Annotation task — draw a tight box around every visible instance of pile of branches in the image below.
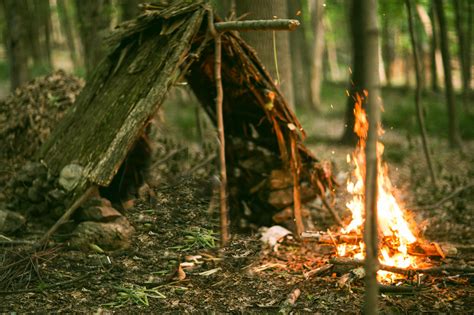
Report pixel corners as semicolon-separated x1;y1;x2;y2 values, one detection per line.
0;70;84;160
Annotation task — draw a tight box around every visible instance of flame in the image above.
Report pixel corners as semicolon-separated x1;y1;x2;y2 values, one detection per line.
338;92;424;282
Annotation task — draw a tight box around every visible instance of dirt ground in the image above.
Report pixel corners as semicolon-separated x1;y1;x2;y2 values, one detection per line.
1;125;473;313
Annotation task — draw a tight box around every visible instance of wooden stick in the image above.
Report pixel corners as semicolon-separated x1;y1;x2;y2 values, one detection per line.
321;197;344;226
215;19;300;32
410;182;473;211
290;134;304;237
330;258;474;275
208;10;229;247
304;264;334;279
37;186;96;247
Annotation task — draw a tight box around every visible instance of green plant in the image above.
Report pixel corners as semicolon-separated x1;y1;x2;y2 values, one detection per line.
103;284;166;308
171;227;217;251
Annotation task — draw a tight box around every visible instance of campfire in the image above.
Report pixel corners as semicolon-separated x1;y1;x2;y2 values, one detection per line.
334;92;429;282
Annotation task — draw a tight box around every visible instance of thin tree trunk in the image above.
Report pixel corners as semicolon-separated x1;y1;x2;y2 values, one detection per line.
236;0;295;109
429;1;443;91
453;0;470;112
74;0;112;79
381;17;394;86
2;0;30;90
57;0;79;68
310;0;325;110
406;0;438;187
362;0;381;311
341;0;364;145
324;16;340;81
288;0;313;109
434;0;462;148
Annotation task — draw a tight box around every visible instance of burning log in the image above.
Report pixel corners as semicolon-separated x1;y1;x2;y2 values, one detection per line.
330;258;474;276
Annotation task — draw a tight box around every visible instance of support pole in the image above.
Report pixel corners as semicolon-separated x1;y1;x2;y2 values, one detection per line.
208;10;229;247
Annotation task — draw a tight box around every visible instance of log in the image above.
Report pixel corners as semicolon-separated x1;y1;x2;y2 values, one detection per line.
215;19;300;32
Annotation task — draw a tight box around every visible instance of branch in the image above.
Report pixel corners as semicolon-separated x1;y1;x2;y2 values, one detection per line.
330;258;474;276
411;182;473;210
215;19;300;32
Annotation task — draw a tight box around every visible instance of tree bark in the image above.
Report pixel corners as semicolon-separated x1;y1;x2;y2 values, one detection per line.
309;0;325;110
2;0;30;90
341;0;365;145
453;0;470;112
236;0;295;109
361;0;381;311
406;0;438;187
434;0;462;148
74;0;112;79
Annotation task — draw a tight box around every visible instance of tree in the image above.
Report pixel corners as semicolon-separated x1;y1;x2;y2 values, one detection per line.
434;0;462;148
74;0;112;79
57;0;80;68
1;0;29;90
236;0;295;109
405;0;438;186
309;0;325;110
341;0;365;145
287;0;313;109
453;0;471;112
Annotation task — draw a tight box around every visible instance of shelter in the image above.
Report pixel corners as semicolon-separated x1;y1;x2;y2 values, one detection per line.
38;1;335;227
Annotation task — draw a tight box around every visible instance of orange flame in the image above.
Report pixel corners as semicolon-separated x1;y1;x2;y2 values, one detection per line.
338;92;424;282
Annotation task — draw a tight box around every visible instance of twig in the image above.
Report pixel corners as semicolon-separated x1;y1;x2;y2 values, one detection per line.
150;147;186;169
215;19;300;32
410;182;474;211
0;240;35;246
304;264;334;279
37;186;96;248
0;272;92;295
184;153;216;176
321;197;343;226
330;258;474;276
208;8;229;247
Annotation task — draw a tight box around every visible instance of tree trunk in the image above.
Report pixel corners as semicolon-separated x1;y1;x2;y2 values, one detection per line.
119;0;140;22
381;17;395;86
429;1;441;91
406;0;438;187
434;0;462;148
309;0;325;110
453;0;470;112
236;0;295;109
2;0;30;90
341;0;365;145
287;0;313;109
361;0;381;312
324;16;340;82
57;0;80;68
74;0;112;79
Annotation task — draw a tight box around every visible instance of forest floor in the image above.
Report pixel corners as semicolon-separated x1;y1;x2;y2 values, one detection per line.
0;82;473;313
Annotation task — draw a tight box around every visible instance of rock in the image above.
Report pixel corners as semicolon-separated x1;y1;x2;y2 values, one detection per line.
272;206;311;224
79;205;122;222
59;164;84;192
47;188;67;201
69;216;135;250
268;169;293;190
0;209;26;234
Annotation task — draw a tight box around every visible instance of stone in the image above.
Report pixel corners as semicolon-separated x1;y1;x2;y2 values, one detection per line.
79;205;122;222
59;164;84;191
69;216;135;250
0;209;26;234
27;187;42;203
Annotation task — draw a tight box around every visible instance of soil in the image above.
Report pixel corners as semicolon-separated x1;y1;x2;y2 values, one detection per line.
0;83;473;313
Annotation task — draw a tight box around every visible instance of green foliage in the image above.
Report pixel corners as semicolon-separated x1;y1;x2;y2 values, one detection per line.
104;284;166;308
171;226;218;252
